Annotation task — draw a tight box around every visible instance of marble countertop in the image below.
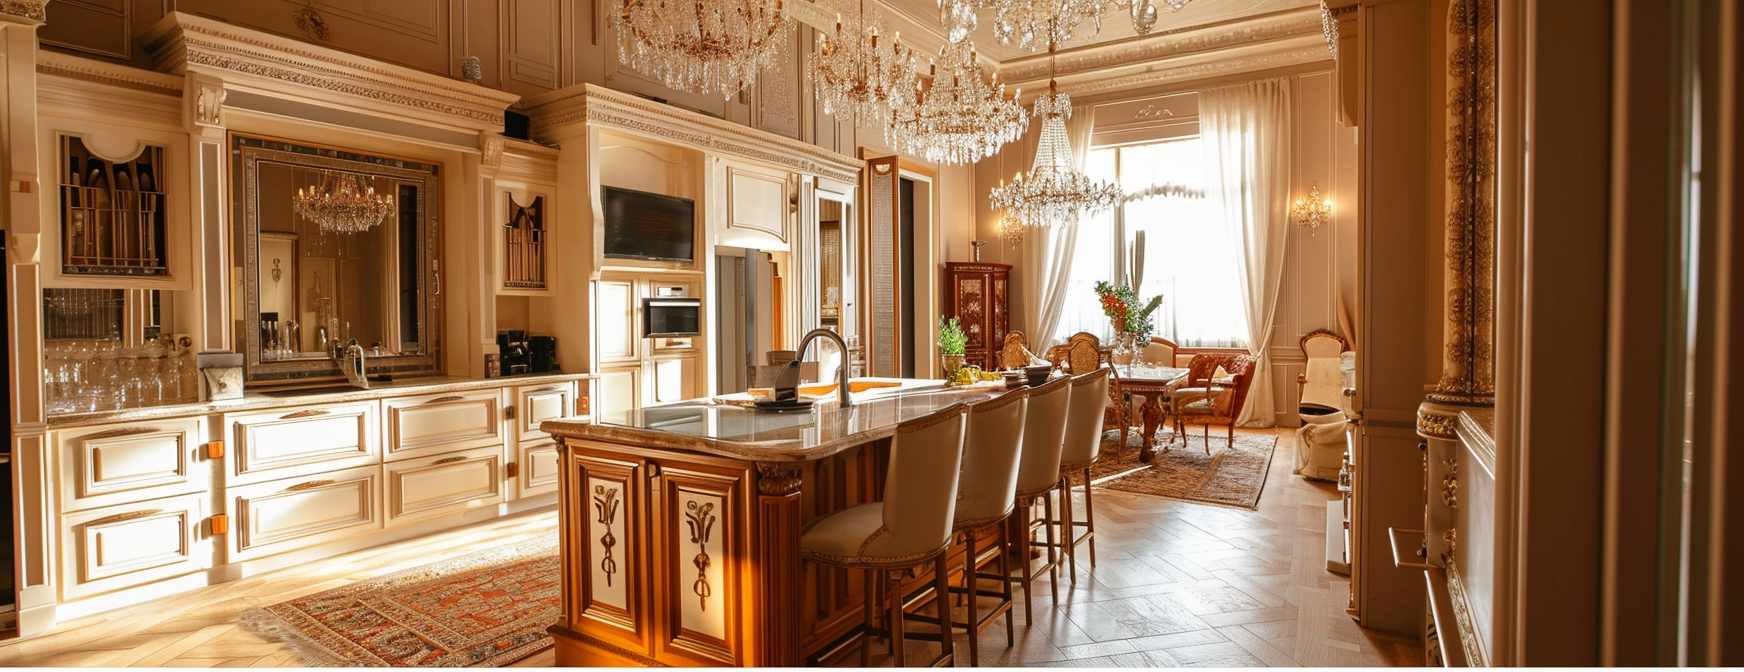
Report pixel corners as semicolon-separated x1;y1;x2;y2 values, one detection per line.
47;372;596;429
542;379;1016;462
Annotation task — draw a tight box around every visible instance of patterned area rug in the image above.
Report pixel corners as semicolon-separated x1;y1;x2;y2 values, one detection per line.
240;536;560;667
1086;429;1278;509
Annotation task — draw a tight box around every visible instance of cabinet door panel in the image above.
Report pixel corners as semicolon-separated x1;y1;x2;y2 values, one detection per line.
515;438;561;500
383;390;505;461
59;492;207;601
649;356;696;405
227;403;378;484
228;465;380;562
58;417;205;512
566;450;649;656
655;463;744;666
597;278;639;362
596;365;641;420
384;446;506;525
516;383;574;440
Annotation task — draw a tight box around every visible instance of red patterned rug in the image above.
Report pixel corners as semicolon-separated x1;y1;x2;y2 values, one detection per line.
1087;430;1277;509
240;536;560;667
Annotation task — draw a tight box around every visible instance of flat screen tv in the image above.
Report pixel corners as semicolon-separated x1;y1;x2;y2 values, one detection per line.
602;186;695;263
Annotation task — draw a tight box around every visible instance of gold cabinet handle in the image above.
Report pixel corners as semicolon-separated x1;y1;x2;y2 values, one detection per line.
427;395;465;404
433;455;468;465
88;509;164;526
85;426;165;440
286;479;335;491
281;409;330;420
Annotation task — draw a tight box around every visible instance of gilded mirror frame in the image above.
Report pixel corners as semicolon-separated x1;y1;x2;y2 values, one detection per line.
231;133;442;384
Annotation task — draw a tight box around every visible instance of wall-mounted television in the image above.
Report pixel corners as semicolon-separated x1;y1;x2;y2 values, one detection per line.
602;186;695;263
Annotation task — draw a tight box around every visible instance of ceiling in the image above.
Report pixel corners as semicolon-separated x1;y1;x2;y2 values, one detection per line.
868;0;1320;63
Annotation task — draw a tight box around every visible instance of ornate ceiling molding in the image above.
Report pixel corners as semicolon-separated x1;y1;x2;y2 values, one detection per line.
36;51;184;98
0;0;46;23
522;84;863;184
1040;42;1329;98
140;12;521;133
997;8;1324;83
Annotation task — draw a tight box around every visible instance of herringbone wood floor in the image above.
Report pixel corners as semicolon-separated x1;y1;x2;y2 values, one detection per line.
0;428;1421;667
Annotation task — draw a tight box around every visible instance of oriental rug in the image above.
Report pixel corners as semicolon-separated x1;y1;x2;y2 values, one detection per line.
239;536;560;667
1085;430;1278;509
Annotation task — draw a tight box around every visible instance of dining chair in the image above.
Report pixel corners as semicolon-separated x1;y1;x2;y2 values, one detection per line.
1052;368;1109;581
1065;338;1101;376
1170;353;1258;453
907;389;1028;666
999;330;1031;370
1102;363;1130;452
800;402;970;667
1008;375;1071;625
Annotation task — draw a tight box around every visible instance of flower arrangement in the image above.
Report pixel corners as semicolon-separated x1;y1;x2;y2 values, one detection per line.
937;317;968;356
1094;281;1164;337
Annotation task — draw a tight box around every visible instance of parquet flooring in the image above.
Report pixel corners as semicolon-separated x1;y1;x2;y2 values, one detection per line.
0;428;1421;668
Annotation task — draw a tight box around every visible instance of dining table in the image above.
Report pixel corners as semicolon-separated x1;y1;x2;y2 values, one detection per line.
1113;365;1189;462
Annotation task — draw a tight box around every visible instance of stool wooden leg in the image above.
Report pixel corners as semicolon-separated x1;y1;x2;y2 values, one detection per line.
1042;492;1060;605
963;531;980;667
933;553;954;667
1059;476;1077;583
889;570;906;666
1015;501;1035;626
1081;466;1097;567
861;568;875;666
998;519;1015;647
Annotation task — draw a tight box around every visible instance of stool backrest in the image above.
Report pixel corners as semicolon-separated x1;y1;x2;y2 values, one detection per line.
881;402;971;554
1014;375;1072;495
956;389;1030;527
1061;367;1111;466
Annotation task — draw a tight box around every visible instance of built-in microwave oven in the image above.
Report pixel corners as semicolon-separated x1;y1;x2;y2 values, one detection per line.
642;297;702;337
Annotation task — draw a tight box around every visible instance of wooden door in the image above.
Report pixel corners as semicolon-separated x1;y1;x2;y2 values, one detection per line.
860;155;901;377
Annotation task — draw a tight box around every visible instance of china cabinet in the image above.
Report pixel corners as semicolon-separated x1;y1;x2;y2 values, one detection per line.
942;262;1011;371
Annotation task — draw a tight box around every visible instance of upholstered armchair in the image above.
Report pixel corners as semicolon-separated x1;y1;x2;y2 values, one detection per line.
1294;329;1351;481
1142;337;1178;368
1168;353;1258;453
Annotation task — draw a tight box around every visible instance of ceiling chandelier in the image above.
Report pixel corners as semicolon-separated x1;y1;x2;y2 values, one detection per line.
294;170;394;235
989;38;1122;244
887;39;1027;165
807;0;918;125
613;0;793;98
986;0;1108;51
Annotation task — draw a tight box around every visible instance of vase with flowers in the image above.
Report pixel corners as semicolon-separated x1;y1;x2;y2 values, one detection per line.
1094;281;1163;365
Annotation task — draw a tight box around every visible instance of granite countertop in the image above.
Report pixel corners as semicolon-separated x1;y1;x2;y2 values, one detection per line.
542;379;1016;462
47;372;596;429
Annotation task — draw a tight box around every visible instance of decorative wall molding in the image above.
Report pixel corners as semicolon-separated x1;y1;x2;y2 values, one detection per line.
141;12;520;133
35;51;183;98
1446;560;1490;667
522;84;861;184
0;0;46;22
999;8;1325;84
1041;43;1331;99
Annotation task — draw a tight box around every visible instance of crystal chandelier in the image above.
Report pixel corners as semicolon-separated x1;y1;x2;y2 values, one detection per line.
887;39;1027;165
989;34;1121;245
293;170;395;235
807;0;918;126
987;0;1108;51
614;0;794;99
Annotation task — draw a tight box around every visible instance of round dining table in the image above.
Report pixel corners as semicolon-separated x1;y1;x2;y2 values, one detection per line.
1114;365;1189;462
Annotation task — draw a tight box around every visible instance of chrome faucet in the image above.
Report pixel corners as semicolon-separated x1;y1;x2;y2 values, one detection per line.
334;338;368;389
776;328;853;408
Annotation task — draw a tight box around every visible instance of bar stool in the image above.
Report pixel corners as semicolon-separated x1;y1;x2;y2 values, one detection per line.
914;387;1027;666
1008;375;1072;625
800;402;970;667
1054;367;1109;581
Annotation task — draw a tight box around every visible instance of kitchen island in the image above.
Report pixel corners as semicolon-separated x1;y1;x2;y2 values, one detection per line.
539;380;1013;667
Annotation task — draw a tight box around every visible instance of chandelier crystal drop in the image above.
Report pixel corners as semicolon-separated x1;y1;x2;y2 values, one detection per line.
887;39;1028;165
988;0;1107;51
938;0;978;43
293;170;395;235
807;0;919;126
613;0;794;99
988;88;1123;244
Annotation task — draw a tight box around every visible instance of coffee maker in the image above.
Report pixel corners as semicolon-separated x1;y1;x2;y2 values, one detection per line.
496;330;531;375
529;335;558;373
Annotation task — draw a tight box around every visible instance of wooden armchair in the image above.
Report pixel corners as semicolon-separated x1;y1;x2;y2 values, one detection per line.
1168;353;1258;454
1102;363;1130;453
1064;332;1102;375
999;330;1032;370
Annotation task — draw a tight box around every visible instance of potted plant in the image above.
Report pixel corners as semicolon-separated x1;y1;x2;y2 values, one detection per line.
938;317;968;375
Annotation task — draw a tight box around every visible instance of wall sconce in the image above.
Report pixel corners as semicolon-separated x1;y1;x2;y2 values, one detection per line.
1293;184;1333;235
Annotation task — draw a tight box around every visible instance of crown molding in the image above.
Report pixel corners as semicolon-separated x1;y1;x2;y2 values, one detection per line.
36;50;184;98
140;11;521;134
522;84;863;184
998;6;1324;84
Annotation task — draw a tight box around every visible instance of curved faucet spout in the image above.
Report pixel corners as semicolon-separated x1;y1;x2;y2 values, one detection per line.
790;328;852;408
333;338;369;389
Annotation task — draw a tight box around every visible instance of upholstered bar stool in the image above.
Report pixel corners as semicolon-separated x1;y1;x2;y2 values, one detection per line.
1054;367;1110;580
800;402;970;667
932;387;1028;666
1007;375;1072;625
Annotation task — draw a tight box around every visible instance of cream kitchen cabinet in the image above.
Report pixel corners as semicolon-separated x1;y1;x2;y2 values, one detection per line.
226;464;382;563
223;402;379;485
382;389;507;462
55;417;206;513
384;445;507;526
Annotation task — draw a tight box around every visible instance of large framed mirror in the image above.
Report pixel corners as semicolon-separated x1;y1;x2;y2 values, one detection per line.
231;134;441;384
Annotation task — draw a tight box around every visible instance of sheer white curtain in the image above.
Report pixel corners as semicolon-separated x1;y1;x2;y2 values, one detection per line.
1200;78;1293;427
1021;102;1097;351
1118;140;1247;347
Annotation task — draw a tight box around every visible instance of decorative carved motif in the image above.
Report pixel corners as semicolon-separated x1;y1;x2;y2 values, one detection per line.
684;500;717;610
1441;457;1458;508
180;48;503;125
292;0;330;41
1442;527;1458;565
1134;104;1174;120
755;462;803;496
0;0;46;21
592;485;621;587
1416;403;1460;440
1319;0;1341;58
195;83;227;127
1446;560;1490;666
1430;0;1497;406
481;135;505;169
36;55;184;97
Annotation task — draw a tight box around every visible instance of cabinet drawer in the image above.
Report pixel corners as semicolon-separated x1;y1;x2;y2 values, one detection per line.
513;439;561;500
226;402;379;484
384;446;506;526
383;390;505;461
227;465;381;563
57;417;206;512
516;383;574;440
59;492;207;602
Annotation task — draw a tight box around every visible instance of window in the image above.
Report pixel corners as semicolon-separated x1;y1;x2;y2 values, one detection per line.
1051;138;1249;348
